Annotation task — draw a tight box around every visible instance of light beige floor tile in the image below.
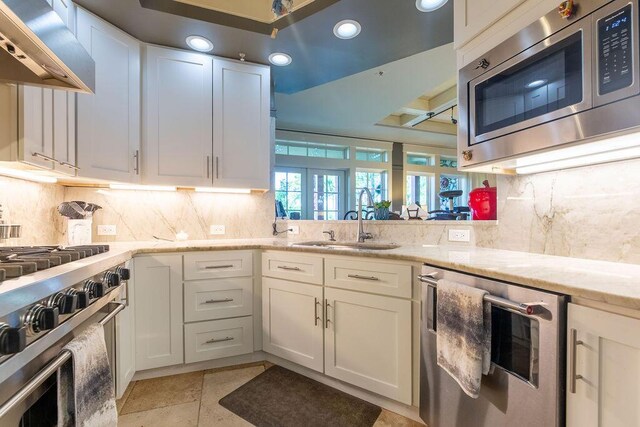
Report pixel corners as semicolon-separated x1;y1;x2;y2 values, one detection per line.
374;409;425;427
116;381;136;414
118;401;200;427
120;371;204;415
198;366;265;426
204;361;266;375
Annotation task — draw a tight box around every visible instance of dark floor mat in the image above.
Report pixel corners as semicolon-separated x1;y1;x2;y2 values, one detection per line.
219;365;382;427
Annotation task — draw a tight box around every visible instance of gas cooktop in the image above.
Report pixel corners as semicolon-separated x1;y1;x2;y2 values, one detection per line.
0;245;110;280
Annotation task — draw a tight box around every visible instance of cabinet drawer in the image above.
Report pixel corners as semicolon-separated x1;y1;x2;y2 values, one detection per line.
262;252;323;285
184;251;253;281
325;258;412;298
184;317;253;364
184;277;253;322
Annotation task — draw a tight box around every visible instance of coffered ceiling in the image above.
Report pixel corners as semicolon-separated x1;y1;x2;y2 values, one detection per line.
173;0;316;24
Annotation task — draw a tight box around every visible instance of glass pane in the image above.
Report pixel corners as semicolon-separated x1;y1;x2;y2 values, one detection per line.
288;146;307;156
308;147;326;157
288;173;302;191
491;307;537;384
274;172;287;191
440;157;458;168
407;154;429;166
327;194;338;210
327;211;338;220
275;144;288;155
326;175;337;192
440;175;461;210
475;31;583;137
288;192;302;210
326;149;345;159
355;151;367;161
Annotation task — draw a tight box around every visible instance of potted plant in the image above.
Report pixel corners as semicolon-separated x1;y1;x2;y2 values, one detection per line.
373;201;391;220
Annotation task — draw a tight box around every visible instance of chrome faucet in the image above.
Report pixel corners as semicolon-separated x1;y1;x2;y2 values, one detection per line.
323;230;336;241
357;188;374;243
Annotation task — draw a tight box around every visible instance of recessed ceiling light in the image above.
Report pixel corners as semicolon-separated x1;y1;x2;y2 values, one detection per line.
416;0;448;12
333;20;361;39
526;79;548;88
186;35;213;52
269;53;292;66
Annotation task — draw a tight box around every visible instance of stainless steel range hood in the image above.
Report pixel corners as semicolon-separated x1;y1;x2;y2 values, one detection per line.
0;0;94;93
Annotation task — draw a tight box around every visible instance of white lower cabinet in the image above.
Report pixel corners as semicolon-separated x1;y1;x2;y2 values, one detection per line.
185;317;253;364
133;255;184;370
115;261;135;398
567;304;640;427
262;277;324;373
184;277;253;322
324;287;412;404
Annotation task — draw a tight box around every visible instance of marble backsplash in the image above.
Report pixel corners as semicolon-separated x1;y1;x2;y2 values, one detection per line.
0;176;65;245
2;156;640;264
63;188;276;242
474;157;640;264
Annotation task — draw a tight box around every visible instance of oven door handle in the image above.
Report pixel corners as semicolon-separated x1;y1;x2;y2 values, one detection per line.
0;302;125;419
417;274;546;317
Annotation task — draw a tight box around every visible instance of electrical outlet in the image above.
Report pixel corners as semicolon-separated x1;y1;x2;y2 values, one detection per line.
210;225;226;235
289;225;300;235
97;225;117;236
448;229;471;243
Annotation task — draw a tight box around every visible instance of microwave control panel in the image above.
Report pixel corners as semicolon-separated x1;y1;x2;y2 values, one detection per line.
598;4;634;95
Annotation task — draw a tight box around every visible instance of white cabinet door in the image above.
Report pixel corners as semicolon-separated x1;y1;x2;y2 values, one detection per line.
52;90;76;175
144;46;213;187
76;8;141;182
567;304;640;427
19;86;54;170
115;261;135;399
213;59;270;190
324;287;412;404
454;0;526;48
133;255;184;370
262;277;324;372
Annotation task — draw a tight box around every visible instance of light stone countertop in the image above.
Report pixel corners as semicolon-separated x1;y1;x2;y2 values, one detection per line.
2;238;640;317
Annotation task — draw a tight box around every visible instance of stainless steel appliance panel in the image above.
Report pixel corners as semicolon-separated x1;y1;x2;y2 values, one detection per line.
419;265;567;427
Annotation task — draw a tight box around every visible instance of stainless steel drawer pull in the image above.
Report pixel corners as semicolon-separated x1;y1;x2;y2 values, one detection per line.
348;274;379;281
325;299;331;329
58;161;80;170
133;150;140;175
32;152;56;163
204;298;234;304
277;265;302;271
569;328;584;394
314;298;322;326
206;337;234;344
204;265;234;269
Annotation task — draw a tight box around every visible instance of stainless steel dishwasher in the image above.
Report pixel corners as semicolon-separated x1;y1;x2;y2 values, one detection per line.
418;265;568;427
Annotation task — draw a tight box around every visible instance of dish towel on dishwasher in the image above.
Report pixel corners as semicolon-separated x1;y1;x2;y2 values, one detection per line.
57;323;118;427
436;279;491;399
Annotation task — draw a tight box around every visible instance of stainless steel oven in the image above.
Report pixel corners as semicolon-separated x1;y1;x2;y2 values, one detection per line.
418;266;568;427
459;0;640;170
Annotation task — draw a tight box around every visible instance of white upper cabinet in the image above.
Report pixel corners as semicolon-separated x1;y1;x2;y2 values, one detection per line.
212;59;270;190
454;0;526;48
144;46;213;187
49;0;75;32
76;8;141;182
52;89;76;175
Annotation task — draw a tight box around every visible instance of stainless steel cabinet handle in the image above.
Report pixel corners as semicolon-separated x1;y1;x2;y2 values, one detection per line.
204;298;233;304
206;155;210;178
569;328;584;394
314;297;322;326
58;161;80;170
348;274;379;281
325;299;331;328
204;264;234;269
277;265;301;271
133;150;140;175
206;337;234;344
215;156;219;179
32;152;55;163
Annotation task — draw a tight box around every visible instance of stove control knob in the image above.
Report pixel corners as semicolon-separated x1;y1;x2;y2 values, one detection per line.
0;324;26;355
84;280;106;299
103;271;120;288
116;267;130;281
47;292;77;315
76;291;90;309
23;304;59;335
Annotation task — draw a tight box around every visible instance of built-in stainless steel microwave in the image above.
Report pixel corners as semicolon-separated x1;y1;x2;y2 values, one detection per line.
458;0;640;171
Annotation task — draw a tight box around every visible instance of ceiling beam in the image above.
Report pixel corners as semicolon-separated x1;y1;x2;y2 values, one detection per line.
377;116;456;135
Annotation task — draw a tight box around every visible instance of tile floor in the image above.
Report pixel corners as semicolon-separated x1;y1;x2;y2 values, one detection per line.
117;362;424;426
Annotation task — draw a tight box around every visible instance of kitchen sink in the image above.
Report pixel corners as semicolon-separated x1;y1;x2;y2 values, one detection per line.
291;241;401;250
